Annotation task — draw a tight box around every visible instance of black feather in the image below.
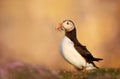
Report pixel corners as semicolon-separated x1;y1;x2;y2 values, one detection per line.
65;27;103;65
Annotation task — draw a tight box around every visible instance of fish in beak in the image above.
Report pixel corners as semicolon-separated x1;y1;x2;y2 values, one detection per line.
56;23;63;31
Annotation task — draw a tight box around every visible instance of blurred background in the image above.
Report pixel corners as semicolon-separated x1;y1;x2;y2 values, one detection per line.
0;0;120;70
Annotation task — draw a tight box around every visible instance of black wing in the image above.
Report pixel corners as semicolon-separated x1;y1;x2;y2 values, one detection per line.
74;43;96;63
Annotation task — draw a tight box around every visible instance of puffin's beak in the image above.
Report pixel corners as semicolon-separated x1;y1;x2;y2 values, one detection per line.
56;23;63;31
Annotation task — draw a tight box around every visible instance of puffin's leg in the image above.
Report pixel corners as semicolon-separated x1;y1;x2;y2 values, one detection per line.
74;66;86;72
81;66;86;72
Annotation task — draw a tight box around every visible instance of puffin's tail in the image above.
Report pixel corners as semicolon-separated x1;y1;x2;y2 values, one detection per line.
93;58;103;62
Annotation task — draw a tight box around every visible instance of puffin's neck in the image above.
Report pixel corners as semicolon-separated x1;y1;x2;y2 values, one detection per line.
65;28;79;44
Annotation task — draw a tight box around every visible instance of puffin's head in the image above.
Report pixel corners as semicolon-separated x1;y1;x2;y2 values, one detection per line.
56;20;75;32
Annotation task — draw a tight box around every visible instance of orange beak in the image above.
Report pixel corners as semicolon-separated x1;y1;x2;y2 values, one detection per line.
56;23;63;31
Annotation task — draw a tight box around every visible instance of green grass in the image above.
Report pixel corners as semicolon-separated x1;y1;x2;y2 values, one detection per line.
59;68;120;79
0;61;120;79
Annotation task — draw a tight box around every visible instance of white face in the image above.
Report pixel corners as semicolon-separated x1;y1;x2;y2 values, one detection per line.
62;20;75;32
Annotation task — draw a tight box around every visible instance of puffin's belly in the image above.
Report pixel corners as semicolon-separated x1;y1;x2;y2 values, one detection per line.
60;36;86;68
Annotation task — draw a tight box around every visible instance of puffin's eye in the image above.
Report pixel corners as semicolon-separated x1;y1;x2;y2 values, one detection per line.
67;22;69;25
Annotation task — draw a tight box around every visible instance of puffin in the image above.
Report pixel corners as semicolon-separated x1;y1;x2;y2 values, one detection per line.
56;20;103;71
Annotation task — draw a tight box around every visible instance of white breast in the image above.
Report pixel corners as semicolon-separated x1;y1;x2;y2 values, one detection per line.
59;36;86;69
59;36;96;70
